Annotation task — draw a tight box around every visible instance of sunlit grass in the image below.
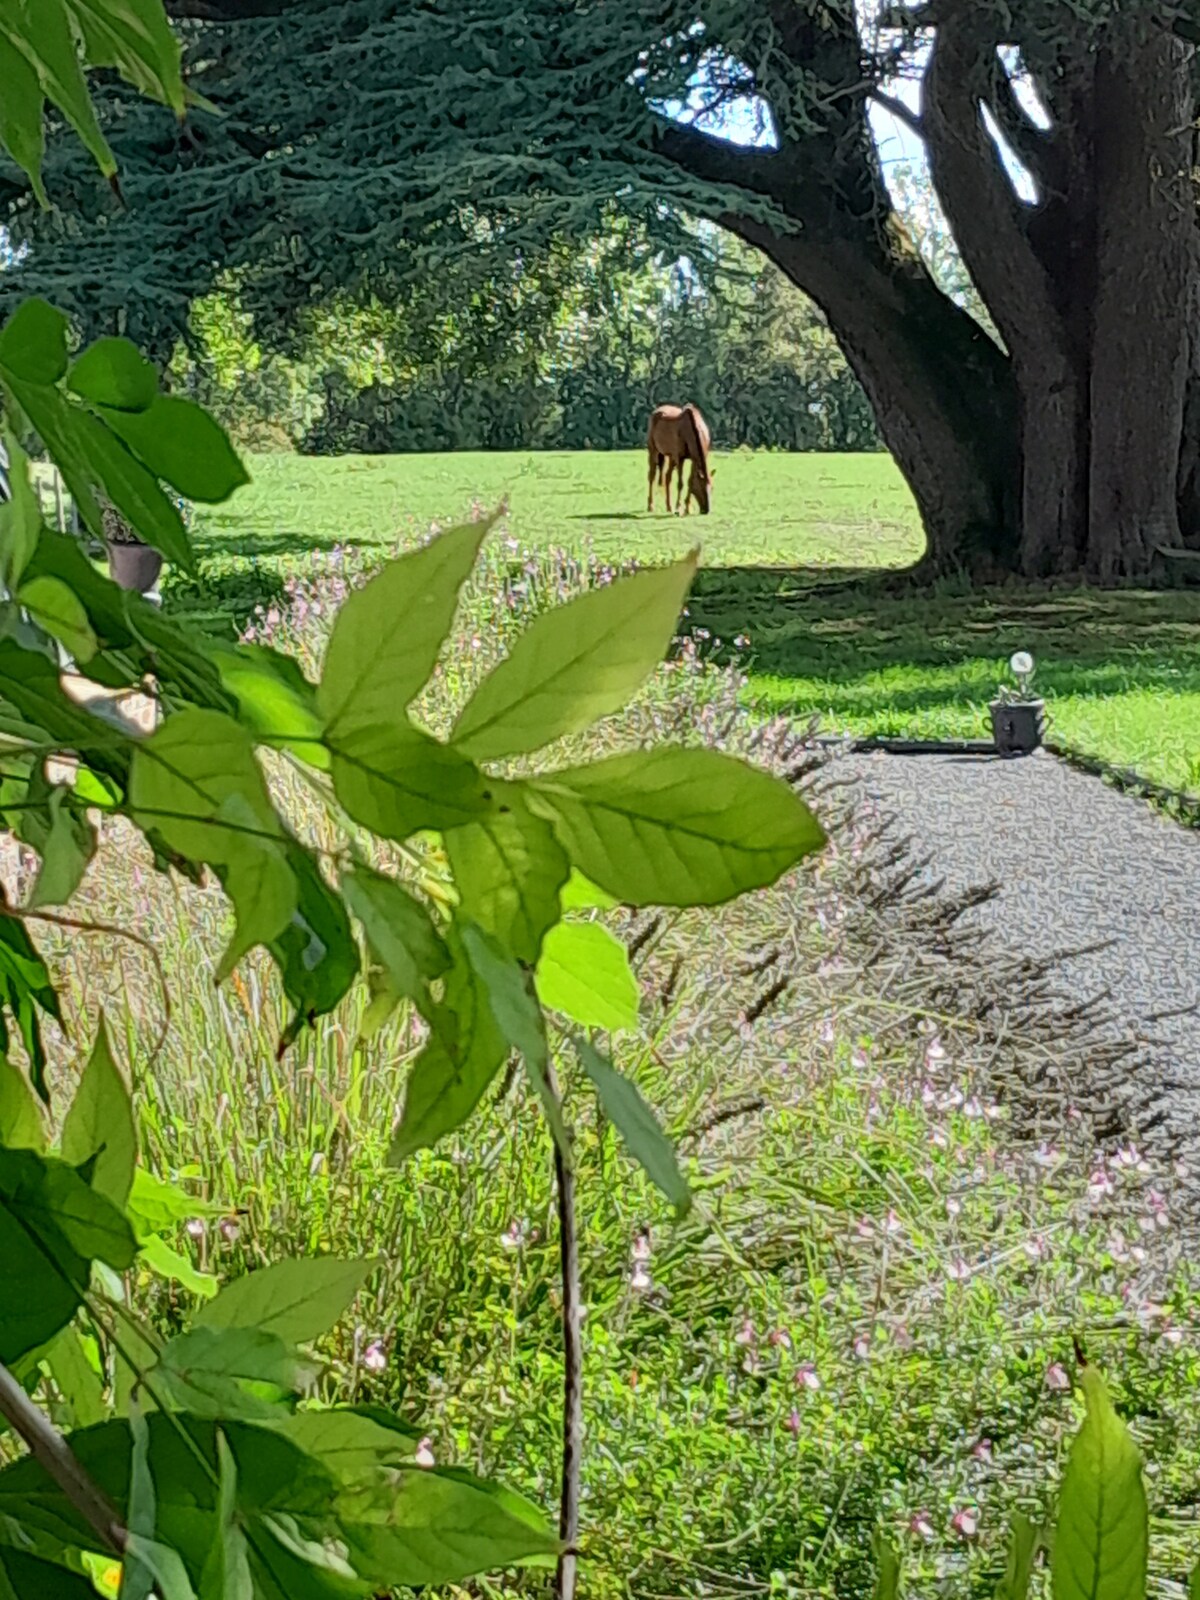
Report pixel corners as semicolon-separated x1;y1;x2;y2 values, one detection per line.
178;451;1200;797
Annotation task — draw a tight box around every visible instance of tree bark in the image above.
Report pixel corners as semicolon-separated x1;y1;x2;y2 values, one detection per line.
1087;21;1198;579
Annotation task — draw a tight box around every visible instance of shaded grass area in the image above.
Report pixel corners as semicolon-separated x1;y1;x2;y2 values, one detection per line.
687;569;1200;795
177;449;1200;795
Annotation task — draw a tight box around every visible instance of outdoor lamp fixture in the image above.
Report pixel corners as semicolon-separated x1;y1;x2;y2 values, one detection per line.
989;650;1046;757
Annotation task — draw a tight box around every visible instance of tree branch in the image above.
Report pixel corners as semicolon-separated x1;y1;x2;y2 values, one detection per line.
164;0;286;16
0;1362;128;1555
869;90;924;139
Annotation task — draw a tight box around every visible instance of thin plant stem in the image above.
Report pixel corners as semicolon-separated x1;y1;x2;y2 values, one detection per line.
547;1061;581;1600
0;1361;127;1555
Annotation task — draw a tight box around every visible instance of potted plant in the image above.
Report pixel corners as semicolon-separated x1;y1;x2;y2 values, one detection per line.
990;650;1046;756
102;502;164;594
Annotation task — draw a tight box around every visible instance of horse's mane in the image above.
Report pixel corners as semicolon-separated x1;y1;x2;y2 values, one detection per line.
682;403;710;478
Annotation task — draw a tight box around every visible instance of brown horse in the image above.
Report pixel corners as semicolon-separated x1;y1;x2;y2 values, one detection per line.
646;403;713;516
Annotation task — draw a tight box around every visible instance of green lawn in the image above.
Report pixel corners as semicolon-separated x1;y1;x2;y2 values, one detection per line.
186;449;1200;795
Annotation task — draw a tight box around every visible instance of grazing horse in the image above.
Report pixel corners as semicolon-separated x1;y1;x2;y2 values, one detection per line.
647;403;713;516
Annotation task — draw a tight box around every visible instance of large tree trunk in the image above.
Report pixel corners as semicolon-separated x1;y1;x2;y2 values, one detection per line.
735;216;1020;577
1086;21;1198;579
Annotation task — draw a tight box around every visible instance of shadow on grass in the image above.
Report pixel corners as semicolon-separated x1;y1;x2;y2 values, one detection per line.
190;526;354;560
160;563;290;638
685;565;1200;722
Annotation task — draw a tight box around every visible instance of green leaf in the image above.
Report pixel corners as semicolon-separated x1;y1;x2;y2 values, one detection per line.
8;0;116;176
199;1432;253;1600
212;795;297;984
0;1550;98;1599
209;642;328;772
528;747;826;906
0;1148;135;1361
341;868;448;1012
26;786;97;909
65;405;195;570
138;1233;219;1300
1051;1366;1148;1600
872;1532;902;1600
1189;1559;1200;1600
69;0;186;117
122;1401;157;1600
0;900;60;1099
99;396;248;503
444;782;569;965
126;1168;209;1237
266;843;358;1040
536;922;638;1032
18;575;99;663
458;924;570;1161
0;1056;45;1150
996;1515;1042;1600
155;1326;310;1420
388;930;509;1163
194;1257;374;1345
330;721;490;842
60;1013;137;1210
275;1409;421;1481
121;1538;197;1600
68;337;157;411
334;1466;560;1588
318;517;495;732
558;868;617;912
0;32;48;205
129;709;298;976
0;429;42;590
576;1040;690;1214
0;298;69;384
454;552;697;759
42;1326;106;1430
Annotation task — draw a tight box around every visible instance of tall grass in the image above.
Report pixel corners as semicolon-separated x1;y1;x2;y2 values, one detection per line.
21;527;1200;1599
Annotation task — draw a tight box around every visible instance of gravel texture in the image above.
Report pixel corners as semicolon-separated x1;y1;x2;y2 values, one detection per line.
833;748;1200;1125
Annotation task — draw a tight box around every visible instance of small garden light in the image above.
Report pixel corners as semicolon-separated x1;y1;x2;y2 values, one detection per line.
990;650;1046;756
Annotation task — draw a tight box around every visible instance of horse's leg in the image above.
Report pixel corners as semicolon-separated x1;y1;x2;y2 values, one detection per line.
664;458;673;514
647;443;657;512
673;460;685;515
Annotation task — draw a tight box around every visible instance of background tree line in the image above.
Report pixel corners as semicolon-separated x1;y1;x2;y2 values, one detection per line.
168;225;882;456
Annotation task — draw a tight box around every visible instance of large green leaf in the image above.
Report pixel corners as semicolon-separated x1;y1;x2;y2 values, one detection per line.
67;0;185;118
453;552;696;760
0;1549;98;1599
0;1056;45;1149
18;575;99;663
318;518;495;733
334;1466;559;1587
1051;1367;1148;1600
388;931;508;1163
444;782;569;965
155;1326;309;1420
42;1327;106;1431
194;1257;374;1346
123;1402;159;1600
138;1233;219;1300
209;642;328;772
67;337;157;411
0;912;60;1102
536;921;638;1032
275;1410;421;1481
264;843;358;1040
0;299;68;384
872;1533;901;1600
527;747;826;906
129;709;297;976
0;1147;136;1362
66;406;194;568
60;1013;137;1210
576;1040;690;1214
199;1432;253;1600
99;397;248;503
0;30;47;205
26;785;97;909
0;428;42;590
341;868;448;1013
458;925;570;1160
329;721;490;842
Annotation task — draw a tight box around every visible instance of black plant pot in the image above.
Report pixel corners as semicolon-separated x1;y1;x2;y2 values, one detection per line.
989;698;1046;757
106;540;163;594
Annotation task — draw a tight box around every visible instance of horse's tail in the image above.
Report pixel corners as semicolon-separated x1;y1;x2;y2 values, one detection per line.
682;403;711;480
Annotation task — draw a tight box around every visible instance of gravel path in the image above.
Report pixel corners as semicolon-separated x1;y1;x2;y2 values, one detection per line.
834;749;1200;1119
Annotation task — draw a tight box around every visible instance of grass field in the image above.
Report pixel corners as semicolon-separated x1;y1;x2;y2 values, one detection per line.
183;449;1200;795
